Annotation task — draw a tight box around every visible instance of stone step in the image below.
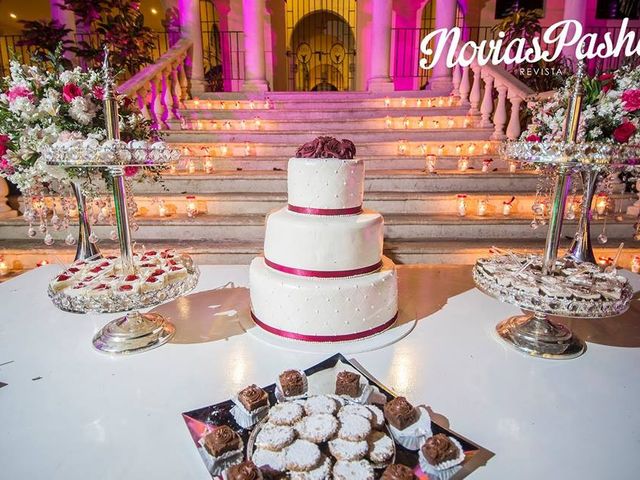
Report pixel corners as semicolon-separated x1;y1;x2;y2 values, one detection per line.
175;107;472;123
134;170;538;194
1;214;635;242
2;239;638;273
164;128;493;146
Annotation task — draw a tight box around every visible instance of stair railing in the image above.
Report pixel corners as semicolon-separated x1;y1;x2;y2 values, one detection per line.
117;38;193;130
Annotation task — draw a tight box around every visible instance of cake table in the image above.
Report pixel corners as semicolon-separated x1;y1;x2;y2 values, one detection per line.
0;264;639;479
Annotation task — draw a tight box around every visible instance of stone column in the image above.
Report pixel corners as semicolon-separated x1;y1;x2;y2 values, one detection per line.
242;0;270;91
178;0;206;93
429;0;457;93
50;0;76;59
562;0;587;64
367;0;394;92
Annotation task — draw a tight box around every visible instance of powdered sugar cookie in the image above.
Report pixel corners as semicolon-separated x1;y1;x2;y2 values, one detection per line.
255;423;296;451
296;413;339;443
285;439;322;472
333;459;375;480
367;405;385;430
367;431;394;464
289;455;332;480
304;395;338;416
338;414;372;441
252;448;286;472
269;402;305;426
328;437;369;461
338;404;373;423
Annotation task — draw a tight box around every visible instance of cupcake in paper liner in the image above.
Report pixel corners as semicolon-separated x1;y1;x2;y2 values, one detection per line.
384;398;432;451
199;425;245;476
418;434;465;479
231;384;270;428
335;370;373;404
275;369;308;402
222;460;264;480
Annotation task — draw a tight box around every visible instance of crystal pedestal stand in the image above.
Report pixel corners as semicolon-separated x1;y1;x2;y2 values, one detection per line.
91;49;176;354
567;169;599;264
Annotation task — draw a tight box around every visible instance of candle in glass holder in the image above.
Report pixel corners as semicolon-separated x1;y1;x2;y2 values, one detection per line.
417;116;424;128
182;146;190;157
426;154;436;173
477;199;488;216
416;98;422;107
249;100;255;110
264;99;270;109
398;141;407;155
254;117;262;129
456;194;467;216
400;97;407;107
419;144;427;155
240;120;246;130
458;157;469;171
597;256;612;267
455;144;462;155
385;116;392;129
0;259;9;276
204;158;213;174
595;193;608;215
220;144;229;156
468;143;477;155
483;142;491;154
224;121;232;130
447;117;455;128
169;163;176;174
437;145;445;156
448;96;455;106
188;159;196;174
437;97;445;107
432;119;439;129
403;117;409;129
211;121;218;130
427;98;433;108
502;201;513;216
482;159;493;173
158;200;167;217
463;117;472;128
234;101;241;110
631;255;640;273
193;99;200;109
509;161;517;173
244;142;252;156
384;97;391;107
37;259;49;267
219;101;225;109
186;196;198;218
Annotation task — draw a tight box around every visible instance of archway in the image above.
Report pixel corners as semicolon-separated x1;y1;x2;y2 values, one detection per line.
285;1;356;91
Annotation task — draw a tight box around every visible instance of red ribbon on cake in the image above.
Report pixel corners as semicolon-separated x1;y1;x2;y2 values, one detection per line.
288;204;363;215
265;258;382;278
251;311;398;342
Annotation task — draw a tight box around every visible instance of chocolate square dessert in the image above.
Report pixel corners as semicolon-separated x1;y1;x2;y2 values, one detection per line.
335;371;361;397
422;433;460;465
203;425;242;457
226;460;263;480
279;370;306;397
381;464;416;480
383;396;418;430
238;384;269;412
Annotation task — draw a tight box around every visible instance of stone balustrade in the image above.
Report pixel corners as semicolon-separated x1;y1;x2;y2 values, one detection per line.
454;61;534;141
118;38;193;129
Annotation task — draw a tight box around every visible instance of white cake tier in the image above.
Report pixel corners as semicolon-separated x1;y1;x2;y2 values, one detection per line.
249;256;398;342
287;157;364;213
264;207;383;275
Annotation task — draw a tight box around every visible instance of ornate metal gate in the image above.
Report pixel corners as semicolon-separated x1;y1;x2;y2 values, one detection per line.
285;0;357;91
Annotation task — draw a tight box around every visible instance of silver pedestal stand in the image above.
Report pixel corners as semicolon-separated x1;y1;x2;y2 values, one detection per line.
475;63;638;359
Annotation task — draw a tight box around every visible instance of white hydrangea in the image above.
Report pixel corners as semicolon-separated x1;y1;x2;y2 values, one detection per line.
69;96;97;125
9;96;36;121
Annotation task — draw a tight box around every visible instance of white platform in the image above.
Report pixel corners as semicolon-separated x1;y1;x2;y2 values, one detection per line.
1;264;639;479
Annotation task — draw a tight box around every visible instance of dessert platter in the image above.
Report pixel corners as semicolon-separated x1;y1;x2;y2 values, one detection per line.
182;354;491;479
48;249;199;313
248;137;400;344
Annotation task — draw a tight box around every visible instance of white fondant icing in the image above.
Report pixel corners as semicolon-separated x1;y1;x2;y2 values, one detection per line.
288;157;364;210
249;256;398;338
264;207;383;272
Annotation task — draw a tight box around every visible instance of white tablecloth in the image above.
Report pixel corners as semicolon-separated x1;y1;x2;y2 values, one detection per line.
1;265;639;479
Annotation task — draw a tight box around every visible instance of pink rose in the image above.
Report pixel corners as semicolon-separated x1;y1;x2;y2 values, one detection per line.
613;121;637;143
92;85;104;100
124;166;139;177
526;134;541;142
0;134;9;157
0;157;14;175
621;89;640;112
7;85;34;103
599;73;614;92
62;83;83;103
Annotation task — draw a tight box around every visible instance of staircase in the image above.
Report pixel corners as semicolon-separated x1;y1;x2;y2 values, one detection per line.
1;88;639;273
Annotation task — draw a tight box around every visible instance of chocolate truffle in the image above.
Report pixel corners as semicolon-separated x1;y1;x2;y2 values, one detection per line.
383;397;418;431
203;425;242;457
227;460;263;480
335;371;361;397
422;434;460;466
279;370;305;397
381;464;417;480
238;384;269;412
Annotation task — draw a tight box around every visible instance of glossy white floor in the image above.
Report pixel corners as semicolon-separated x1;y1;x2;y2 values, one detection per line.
1;264;639;479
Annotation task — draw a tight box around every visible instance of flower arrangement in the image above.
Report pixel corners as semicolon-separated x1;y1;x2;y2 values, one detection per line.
522;65;640;145
0;52;160;195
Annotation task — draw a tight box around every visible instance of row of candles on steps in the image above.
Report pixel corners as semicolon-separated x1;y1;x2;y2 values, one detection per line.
427;155;516;173
387;116;474;130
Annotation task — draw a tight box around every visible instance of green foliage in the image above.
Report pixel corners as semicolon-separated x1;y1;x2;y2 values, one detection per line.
16;20;73;67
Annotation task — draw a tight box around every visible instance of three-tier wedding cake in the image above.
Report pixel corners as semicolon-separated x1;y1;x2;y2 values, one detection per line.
249;137;398;342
